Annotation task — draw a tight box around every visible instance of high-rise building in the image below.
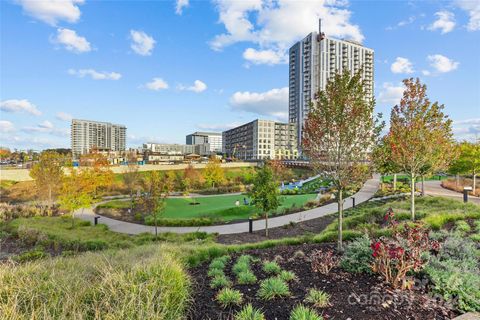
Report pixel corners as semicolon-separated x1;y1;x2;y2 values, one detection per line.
71;119;126;158
289;23;374;151
186;131;223;153
223;119;298;161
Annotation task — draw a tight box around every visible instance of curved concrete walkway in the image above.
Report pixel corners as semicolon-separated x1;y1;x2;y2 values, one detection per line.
76;175;380;235
418;180;480;205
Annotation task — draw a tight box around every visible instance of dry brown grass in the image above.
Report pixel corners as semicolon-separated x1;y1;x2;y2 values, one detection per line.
442;178;479;196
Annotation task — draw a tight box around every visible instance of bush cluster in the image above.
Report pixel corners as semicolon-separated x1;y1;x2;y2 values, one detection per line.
340;234;373;274
425;235;480;312
0;203;58;222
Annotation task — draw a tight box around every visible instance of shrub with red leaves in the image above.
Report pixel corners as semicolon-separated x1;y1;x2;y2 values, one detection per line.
371;219;434;289
311;249;339;275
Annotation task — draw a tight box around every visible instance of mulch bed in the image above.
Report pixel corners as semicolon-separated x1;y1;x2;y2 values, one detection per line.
216;215;336;245
188;243;457;320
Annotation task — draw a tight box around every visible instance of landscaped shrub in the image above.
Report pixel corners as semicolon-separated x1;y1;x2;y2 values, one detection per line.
262;260;281;274
257;277;290;300
371;222;435;289
13;249;48;263
16;225;48;246
210;274;232;289
425;236;480;312
310;249;339;275
209;255;230;270
454;220;471;234
289;305;323;320
277;270;297;282
0;203;58;222
234;304;266;320
237;270;257;285
233;255;253;274
340;234;373;274
216;288;243;308
304;288;330;308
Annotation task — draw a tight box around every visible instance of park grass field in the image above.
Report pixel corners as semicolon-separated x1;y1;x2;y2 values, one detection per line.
100;193;318;222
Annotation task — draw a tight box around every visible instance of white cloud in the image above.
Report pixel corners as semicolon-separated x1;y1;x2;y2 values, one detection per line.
52;28;91;53
427;54;459;73
0;120;15;133
178;80;207;93
453;118;480;141
230;87;288;121
0;99;42;116
16;0;84;26
22;120;69;137
455;0;480;31
243;48;286;65
390;57;414;74
130;30;156;56
56;112;73;121
421;70;431;76
377;82;404;105
429;11;455;34
68;68;122;80
196;122;243;131
175;0;189;15
145;78;169;91
210;0;364;65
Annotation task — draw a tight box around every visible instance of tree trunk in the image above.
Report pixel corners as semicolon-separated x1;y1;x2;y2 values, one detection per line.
410;175;416;220
456;174;459;188
265;211;269;237
338;189;343;252
473;170;477;196
393;174;397;191
48;186;52;208
154;214;158;239
421;176;425;196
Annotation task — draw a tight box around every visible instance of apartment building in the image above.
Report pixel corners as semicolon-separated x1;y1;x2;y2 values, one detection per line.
289;25;374;150
186;131;223;153
71;119;126;159
223;119;298;161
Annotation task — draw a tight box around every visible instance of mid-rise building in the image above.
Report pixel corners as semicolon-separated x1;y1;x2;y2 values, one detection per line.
186;131;223;153
71;119;126;159
223;119;298;161
289;24;374;150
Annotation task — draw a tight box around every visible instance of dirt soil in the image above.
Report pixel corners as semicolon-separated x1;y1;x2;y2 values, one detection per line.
188;243;457;320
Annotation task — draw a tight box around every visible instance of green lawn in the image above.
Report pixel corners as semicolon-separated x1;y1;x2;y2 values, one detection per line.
99;194;317;222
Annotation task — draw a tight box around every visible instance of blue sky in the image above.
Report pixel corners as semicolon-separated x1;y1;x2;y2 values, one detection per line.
1;0;479;150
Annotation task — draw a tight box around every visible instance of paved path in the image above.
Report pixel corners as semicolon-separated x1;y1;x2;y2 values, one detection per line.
76;175;380;235
418;180;480;205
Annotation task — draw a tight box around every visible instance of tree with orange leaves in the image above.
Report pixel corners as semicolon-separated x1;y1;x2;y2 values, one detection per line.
384;78;455;220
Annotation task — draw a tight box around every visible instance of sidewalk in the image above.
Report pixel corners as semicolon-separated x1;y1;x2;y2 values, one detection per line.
76;175;380;235
418;180;480;205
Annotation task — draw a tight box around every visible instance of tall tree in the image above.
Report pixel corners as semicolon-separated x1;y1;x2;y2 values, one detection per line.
203;156;224;188
385;78;455;220
249;164;281;237
140;171;174;238
79;152;114;197
30;151;66;207
122;161;141;210
303;70;382;251
372;136;402;190
58;168;93;228
449;141;480;193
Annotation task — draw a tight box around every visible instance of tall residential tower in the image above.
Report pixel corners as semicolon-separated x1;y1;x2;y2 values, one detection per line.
289;22;374;151
71;119;126;158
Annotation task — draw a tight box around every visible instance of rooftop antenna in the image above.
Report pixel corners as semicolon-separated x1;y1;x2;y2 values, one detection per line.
317;18;325;42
